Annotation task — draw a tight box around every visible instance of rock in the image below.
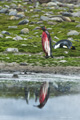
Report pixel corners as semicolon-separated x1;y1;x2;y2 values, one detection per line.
67;30;79;36
64;51;68;54
50;17;64;22
33;27;40;30
47;21;57;25
32;14;39;18
30;21;36;24
18;19;29;25
41;15;61;21
5;36;12;39
20;28;29;34
13;35;23;40
0;6;2;9
47;28;52;30
9;9;17;16
16;7;24;12
8;26;18;29
33;1;39;8
16;12;25;18
62;12;72;17
59;60;67;63
40;15;71;22
72;11;80;17
37;21;43;24
5;48;19;52
28;37;33;39
21;44;27;46
4;5;10;8
67;37;73;41
0;34;3;38
10;3;17;9
20;62;28;66
62;16;72;22
0;8;8;13
45;12;53;16
76;24;80;27
10;16;20;20
54;36;59;40
46;2;57;6
2;31;10;35
12;74;19;78
40;15;50;21
29;6;34;9
65;4;74;8
34;9;41;12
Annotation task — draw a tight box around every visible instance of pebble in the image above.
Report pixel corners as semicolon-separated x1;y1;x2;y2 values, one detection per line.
13;35;23;40
12;74;19;78
72;11;80;17
5;48;19;52
54;36;59;40
10;16;20;20
16;12;25;18
9;9;17;16
64;51;68;54
46;2;57;6
5;36;12;39
20;62;28;66
67;30;79;36
8;26;18;29
20;28;29;34
59;60;67;63
76;24;80;27
40;15;50;21
18;19;29;25
67;37;74;41
0;34;3;38
62;12;72;17
10;3;17;9
0;8;8;13
47;21;57;25
2;31;10;35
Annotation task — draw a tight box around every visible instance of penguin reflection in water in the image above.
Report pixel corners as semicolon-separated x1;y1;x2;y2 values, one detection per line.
53;39;75;50
24;88;30;104
40;26;53;58
34;82;50;109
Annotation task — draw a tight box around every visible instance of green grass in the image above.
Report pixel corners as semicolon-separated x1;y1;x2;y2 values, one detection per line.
0;0;80;67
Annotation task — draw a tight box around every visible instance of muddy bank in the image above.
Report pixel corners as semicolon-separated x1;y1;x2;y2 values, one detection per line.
0;62;80;75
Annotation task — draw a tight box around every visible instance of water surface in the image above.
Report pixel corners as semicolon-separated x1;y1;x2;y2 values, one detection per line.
0;72;80;120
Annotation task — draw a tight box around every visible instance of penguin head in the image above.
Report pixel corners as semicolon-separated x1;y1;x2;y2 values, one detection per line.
40;26;46;31
71;46;76;50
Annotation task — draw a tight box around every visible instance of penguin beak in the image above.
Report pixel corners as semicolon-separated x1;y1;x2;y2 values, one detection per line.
71;46;76;50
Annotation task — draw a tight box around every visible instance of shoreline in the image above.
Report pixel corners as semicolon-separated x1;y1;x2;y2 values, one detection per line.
0;63;80;75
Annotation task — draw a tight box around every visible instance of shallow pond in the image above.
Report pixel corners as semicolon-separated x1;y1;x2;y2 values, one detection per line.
0;72;80;120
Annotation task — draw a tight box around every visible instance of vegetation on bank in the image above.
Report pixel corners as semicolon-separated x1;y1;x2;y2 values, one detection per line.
0;0;80;67
0;80;78;98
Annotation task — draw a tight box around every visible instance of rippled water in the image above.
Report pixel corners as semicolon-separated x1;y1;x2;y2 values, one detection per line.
0;72;80;120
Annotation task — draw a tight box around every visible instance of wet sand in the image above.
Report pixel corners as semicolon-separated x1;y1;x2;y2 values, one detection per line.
0;62;80;75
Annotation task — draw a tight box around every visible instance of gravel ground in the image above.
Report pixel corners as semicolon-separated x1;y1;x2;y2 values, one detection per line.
0;62;80;75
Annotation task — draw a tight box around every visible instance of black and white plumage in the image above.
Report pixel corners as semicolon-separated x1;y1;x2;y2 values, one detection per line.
53;39;75;50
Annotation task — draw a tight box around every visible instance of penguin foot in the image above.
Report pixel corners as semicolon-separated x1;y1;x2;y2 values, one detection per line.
45;56;49;59
50;55;54;58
